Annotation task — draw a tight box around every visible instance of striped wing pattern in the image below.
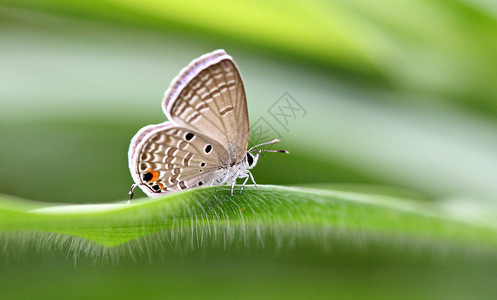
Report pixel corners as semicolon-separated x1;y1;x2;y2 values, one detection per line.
129;50;249;196
163;51;249;165
129;123;228;194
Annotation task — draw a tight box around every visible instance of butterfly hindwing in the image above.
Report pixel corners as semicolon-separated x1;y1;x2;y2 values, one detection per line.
129;122;229;196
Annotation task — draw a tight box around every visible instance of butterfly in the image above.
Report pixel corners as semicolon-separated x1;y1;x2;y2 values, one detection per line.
128;50;288;199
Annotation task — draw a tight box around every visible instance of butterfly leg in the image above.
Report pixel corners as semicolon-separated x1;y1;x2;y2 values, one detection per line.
231;179;237;196
248;170;257;188
239;175;250;193
128;184;138;203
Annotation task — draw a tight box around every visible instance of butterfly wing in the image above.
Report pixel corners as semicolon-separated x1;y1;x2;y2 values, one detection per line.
129;122;229;196
162;50;249;166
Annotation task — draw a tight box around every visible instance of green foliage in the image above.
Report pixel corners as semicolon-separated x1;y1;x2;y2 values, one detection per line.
5;0;497;116
1;0;497;298
1;185;496;253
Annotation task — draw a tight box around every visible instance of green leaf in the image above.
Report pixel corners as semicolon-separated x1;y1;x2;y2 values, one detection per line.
6;0;497;117
1;185;496;257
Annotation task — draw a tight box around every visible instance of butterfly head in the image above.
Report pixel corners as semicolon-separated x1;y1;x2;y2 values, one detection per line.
245;139;289;170
244;151;258;169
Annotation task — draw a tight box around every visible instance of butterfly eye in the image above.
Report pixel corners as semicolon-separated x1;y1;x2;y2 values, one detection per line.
185;133;194;141
205;145;212;153
246;153;254;166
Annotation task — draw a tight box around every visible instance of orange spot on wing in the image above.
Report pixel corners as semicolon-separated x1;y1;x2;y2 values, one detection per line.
144;168;160;182
150;171;159;181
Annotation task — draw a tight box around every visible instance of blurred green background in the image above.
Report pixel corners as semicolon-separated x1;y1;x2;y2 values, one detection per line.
1;0;497;299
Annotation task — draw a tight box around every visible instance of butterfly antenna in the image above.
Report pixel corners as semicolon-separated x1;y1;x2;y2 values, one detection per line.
248;139;281;152
249;139;289;154
254;149;289;154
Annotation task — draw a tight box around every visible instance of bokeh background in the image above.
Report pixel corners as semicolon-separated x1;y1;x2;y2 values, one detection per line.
1;1;497;299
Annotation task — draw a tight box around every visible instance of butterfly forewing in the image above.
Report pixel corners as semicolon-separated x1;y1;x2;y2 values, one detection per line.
129;123;229;195
163;50;249;165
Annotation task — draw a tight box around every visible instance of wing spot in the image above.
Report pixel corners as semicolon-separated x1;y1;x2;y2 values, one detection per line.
140;153;151;161
166;147;178;157
198;181;203;186
185;133;194;141
188;95;200;105
169;175;179;184
183;152;194;166
186;112;201;123
143;172;153;182
179;181;187;190
195;103;208;111
204;145;212;154
142;171;159;182
218;82;228;92
219;105;234;116
200;162;206;167
178;140;187;150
